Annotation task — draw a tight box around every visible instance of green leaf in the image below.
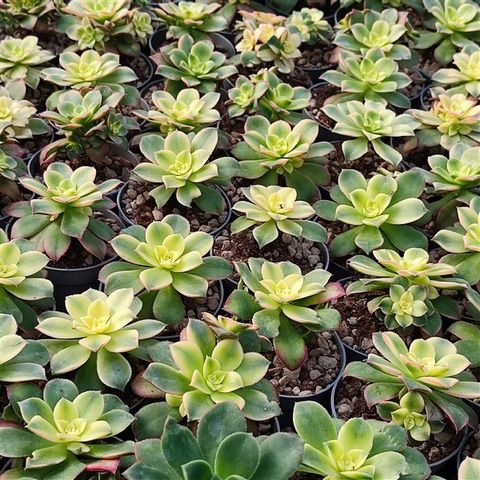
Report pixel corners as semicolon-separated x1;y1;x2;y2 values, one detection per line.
134;402;182;440
273;315;307;370
215;432;260;478
152;286;185;325
0;427;51;457
293;401;336;450
97;349;132;390
224;290;261;321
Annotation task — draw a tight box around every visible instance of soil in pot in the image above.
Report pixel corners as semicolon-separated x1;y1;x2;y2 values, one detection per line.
415;48;441;78
220;112;248;148
38;148;135;185
120;181;229;234
141;80;165;107
297;42;337;72
121;54;152;89
47;213;122;270
401;67;426;102
400;144;443;170
334;377;464;465
21;128;53;158
306;82;340;129
24;82;56;110
268;331;341;397
460;430;480;462
278;67;312;88
213;228;327;281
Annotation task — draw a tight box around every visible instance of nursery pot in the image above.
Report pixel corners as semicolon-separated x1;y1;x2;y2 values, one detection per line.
277;331;346;428
115;181;233;238
456;430;478;472
27;144;139;201
148;28;235;57
131;52;156;90
45;211;123;312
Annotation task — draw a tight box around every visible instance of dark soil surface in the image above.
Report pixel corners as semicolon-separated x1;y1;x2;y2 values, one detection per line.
47;214;121;269
401;144;443;170
213;228;326;280
121;181;229;234
278;67;312;88
268;332;341;396
220;113;247;147
297;42;337;71
22;127;52;158
40;148;136;184
402;67;425;101
25;82;56;110
122;54;152;88
306;83;338;129
416;48;441;78
461;430;480;461
334;377;463;464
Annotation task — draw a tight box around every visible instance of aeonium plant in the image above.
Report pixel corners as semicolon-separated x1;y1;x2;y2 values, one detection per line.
231;185;326;248
57;0;153;55
232;116;334;202
0;0;56;32
286;7;332;45
421;144;480;228
347;247;468;330
293;401;429;480
142;318;281;421
433;196;480;285
409;91;480;150
0;35;54;98
0;148;26;202
134;88;220;134
415;0;480;65
0;228;53;328
0;379;135;480
153;1;229;40
37;288;165;391
432;44;480;97
153;35;237;94
345;331;480;434
5;162;120;262
135;128;238;214
321;49;412;109
314;169;428;256
333;8;411;61
225;258;344;369
322;100;419;165
99;214;231;325
0;313;48;383
125;402;303;480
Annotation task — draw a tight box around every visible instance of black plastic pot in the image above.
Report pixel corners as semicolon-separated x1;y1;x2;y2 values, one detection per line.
134;53;156;90
330;369;470;475
148;28;235;57
456;430;477;472
420;84;434;111
139;78;165;103
27;144;139;202
0;214;10;231
116;181;233;237
408;68;431;110
277;331;346;428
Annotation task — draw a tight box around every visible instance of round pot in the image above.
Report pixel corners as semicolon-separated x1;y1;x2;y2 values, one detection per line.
330;368;470;475
0;213;10;231
333;6;351;25
148;28;235;57
45;211;123;311
136;53;156;90
420;84;433;111
27;144;139;201
139;78;165;103
456;430;478;472
277;331;346;428
116;181;233;237
304;81;350;143
408;68;431;110
265;0;297;16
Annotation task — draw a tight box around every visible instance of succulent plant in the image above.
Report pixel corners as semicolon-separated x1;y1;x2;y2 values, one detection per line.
154;1;229;40
0;379;135;479
42;50;138;98
345;331;480;433
0;148;25;201
416;0;480;65
99;215;231;325
285;7;332;45
432;44;480;96
293;401;429;480
0;36;54;97
6;162;120;261
421;144;480;228
232;116;334;202
154;35;237;94
367;277;439;333
142;318;280;421
448;317;480;368
225;258;344;369
135;128;238;213
134;88;220;134
0;228;53;327
0;0;55;31
125;402;303;480
227;69;310;123
0;313;48;382
0;85;50;145
334;8;411;61
37;288;164;390
458;455;480;480
231;185;326;248
409;91;480;150
315;170;428;256
433;197;480;285
347;247;468;328
322;100;419;165
57;0;153;55
321;49;412;109
237;25;302;74
377;391;433;441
